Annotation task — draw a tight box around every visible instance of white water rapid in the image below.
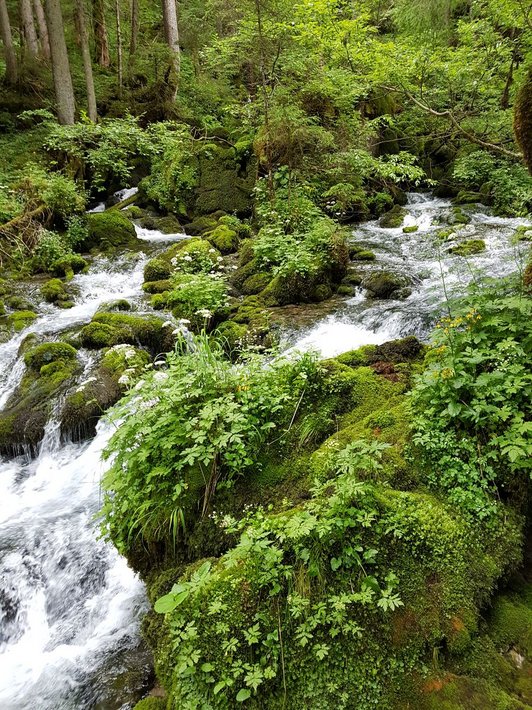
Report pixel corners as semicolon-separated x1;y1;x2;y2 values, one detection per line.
289;193;529;357
0;233;174;709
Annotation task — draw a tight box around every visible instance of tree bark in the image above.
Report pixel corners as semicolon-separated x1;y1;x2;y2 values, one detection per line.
161;0;180;99
128;0;138;67
20;0;39;58
0;0;18;83
44;0;76;124
115;0;122;96
93;0;110;67
32;0;50;58
76;0;97;121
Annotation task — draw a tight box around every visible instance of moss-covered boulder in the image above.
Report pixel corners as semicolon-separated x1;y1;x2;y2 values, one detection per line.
6;310;38;331
184;215;219;236
350;244;376;261
52;254;87;279
194;144;257;216
41;278;69;305
449;239;486;256
206;224;239;254
379;204;406;228
80;312;174;352
153;215;182;234
0;341;80;455
144;258;172;283
241;272;271;295
403;225;419;233
143;280;173;294
83;211;142;252
60;344;150;441
363;271;410;298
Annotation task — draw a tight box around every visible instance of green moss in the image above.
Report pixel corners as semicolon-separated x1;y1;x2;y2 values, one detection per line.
84;211;141;251
41;278;69;304
352;249;376;261
144;259;172;283
438;228;456;240
154;215;182;234
143;280;173;294
312;283;333;301
213;320;248;351
488;588;532;657
133;698;166;710
24;342;77;371
6;295;33;310
123;205;145;219
206;224;239;254
403;225;419;233
242;272;271;295
80;312;173;352
98;299;132;312
52;254;87;279
449;239;486;256
184;215;218;236
337;284;353;295
455;191;482;204
238;238;255;265
7;310;37;331
379;204;406;228
363;271;409;298
452;208;472;225
514;226;532;242
419;674;530;710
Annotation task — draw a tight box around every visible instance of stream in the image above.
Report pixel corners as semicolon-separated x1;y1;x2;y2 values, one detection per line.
0;194;528;708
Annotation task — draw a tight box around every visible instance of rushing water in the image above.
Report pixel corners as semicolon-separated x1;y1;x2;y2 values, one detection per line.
289;193;529;357
0;194;528;708
0;237;171;709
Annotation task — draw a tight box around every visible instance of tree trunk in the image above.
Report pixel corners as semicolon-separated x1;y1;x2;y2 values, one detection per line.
93;0;110;67
128;0;138;67
76;0;97;121
0;0;18;83
32;0;50;58
115;0;122;96
161;0;180;99
44;0;76;124
20;0;39;58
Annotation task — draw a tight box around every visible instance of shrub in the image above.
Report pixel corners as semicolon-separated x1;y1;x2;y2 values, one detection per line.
101;334;320;553
411;279;532;517
167;273;229;330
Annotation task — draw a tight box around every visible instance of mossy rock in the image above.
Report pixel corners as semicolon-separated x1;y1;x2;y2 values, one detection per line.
0;300;5;317
241;272;271;295
231;258;261;291
379;204;406;228
353;249;376;261
60;344;151;442
206;224;239;254
214;320;249;353
454;191;482;205
363;271;410;298
449;240;486;256
419;674;530;710
6;295;33;310
41;278;69;304
7;310;37;331
84;211;142;252
238;239;255;266
153;214;182;234
515;226;532;242
52;254;87;279
133;697;166;710
488;587;532;658
143;280;173;294
123;205;145;220
98;299;132;312
0;345;80;455
403;225;419;234
438;228;456;241
144;258;172;283
312;283;333;302
80;312;173;352
337;284;353;295
451;208;472;225
24;342;77;371
184;215;218;236
194;144;256;216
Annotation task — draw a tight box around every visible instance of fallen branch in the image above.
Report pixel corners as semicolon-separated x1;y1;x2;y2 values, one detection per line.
0;205;48;236
382;85;522;161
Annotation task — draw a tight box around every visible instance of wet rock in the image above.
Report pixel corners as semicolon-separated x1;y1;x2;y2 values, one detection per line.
363;271;410;299
83;212;143;252
449;239;486;256
379;205;406;229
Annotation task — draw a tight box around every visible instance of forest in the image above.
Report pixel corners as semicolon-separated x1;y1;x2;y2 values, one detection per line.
0;0;531;708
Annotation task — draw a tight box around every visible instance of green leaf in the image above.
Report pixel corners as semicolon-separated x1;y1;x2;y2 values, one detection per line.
236;688;252;702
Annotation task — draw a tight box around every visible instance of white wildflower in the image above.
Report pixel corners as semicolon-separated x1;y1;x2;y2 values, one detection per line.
196;308;212;319
183;255;193;262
